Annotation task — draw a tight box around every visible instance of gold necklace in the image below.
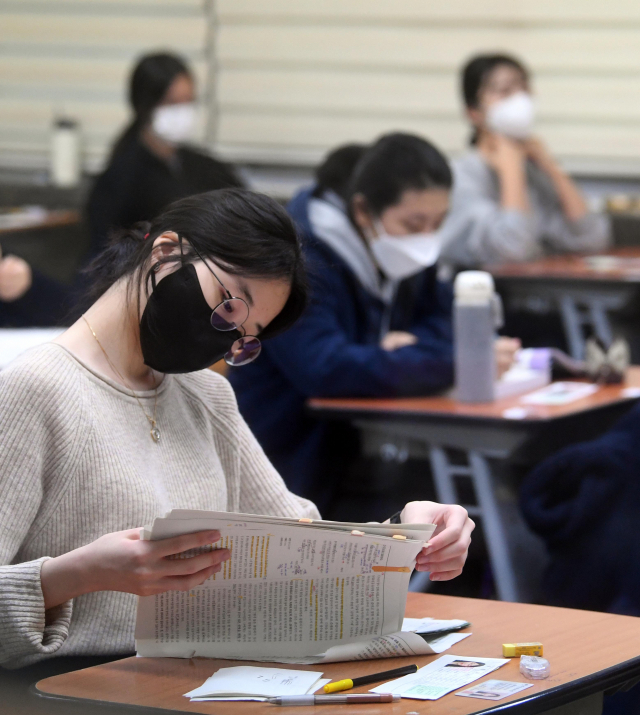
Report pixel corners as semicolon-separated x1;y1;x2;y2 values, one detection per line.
82;315;161;444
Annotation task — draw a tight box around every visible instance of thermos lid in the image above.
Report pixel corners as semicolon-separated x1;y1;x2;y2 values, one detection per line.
454;270;495;304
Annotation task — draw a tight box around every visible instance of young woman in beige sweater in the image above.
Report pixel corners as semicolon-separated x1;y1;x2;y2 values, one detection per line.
0;189;473;670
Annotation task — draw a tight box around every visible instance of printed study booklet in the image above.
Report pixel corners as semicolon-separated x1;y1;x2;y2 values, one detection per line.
134;510;458;663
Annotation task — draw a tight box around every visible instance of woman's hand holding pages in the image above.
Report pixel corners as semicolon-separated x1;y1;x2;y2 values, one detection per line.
41;528;231;609
401;502;474;581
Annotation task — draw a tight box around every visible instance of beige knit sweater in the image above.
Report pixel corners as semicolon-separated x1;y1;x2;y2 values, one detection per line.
0;343;319;669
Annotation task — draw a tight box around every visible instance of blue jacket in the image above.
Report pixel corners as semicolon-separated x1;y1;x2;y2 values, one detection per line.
521;401;640;616
230;187;454;510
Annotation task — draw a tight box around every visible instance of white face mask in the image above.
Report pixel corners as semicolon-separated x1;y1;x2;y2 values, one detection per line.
151;102;196;144
486;91;535;140
369;220;441;281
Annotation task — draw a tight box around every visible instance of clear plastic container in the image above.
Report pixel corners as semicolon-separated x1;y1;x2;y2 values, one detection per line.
520;655;550;679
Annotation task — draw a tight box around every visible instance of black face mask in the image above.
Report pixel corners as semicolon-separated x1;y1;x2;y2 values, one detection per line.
140;263;241;374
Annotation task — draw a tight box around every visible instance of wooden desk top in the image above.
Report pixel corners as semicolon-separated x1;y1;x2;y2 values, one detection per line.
0;209;80;235
36;592;640;715
488;247;640;282
308;368;640;424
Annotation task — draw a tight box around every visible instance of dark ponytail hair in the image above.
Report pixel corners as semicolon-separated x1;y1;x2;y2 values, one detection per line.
461;53;529;144
111;52;192;159
84;189;307;340
346;132;452;219
313;143;368;202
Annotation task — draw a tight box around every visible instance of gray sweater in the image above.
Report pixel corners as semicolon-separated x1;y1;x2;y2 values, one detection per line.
439;150;611;269
0;343;319;669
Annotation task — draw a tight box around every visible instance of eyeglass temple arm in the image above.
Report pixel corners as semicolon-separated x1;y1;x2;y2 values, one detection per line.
186;241;233;300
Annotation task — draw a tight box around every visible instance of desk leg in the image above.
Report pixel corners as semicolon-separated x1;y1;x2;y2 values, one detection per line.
358;422;546;601
589;301;614;347
559;295;587;360
430;446;518;602
559;295;614;360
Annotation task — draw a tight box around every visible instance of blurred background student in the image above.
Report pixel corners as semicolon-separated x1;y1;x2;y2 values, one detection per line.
87;51;243;255
0;51;242;327
440;53;611;272
230;133;518;515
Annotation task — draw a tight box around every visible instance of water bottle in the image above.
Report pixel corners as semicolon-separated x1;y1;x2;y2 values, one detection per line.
454;271;503;403
51;118;81;187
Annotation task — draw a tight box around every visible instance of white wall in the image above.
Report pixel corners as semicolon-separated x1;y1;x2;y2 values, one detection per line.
3;0;640;176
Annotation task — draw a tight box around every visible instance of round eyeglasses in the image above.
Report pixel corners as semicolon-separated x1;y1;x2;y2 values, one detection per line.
210;297;262;366
192;248;262;367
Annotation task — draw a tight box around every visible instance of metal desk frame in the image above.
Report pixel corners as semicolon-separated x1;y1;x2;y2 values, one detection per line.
356;417;542;602
494;275;640;360
310;385;640;603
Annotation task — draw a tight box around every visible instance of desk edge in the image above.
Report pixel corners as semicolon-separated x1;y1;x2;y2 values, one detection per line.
306;396;639;427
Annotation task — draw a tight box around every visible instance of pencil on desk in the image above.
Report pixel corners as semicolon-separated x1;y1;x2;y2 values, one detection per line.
323;664;418;693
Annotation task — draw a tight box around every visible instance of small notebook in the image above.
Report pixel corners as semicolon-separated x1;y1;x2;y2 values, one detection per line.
184;666;328;702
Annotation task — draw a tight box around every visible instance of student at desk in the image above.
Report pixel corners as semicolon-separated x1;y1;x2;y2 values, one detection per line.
230;134;518;511
0;52;242;328
439;53;610;271
87;51;243;255
0;188;474;671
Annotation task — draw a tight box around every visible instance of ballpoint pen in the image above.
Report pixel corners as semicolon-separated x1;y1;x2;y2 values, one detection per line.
267;694;400;706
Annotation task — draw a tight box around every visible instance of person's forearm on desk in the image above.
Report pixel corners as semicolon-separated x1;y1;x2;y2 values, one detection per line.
380;331;419;351
386;501;475;581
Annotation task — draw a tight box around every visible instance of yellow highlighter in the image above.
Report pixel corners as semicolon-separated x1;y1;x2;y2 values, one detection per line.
324;664;418;693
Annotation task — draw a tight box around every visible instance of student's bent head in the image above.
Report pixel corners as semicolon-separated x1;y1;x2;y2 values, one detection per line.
85;189;307;366
461;53;530;139
348;133;452;238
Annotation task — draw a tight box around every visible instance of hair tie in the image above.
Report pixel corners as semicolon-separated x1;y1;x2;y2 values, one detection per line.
144;233;150;240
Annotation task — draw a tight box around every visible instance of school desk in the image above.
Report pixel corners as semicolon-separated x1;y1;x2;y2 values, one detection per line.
308;369;640;603
0;209;84;284
34;592;640;715
0;209;80;235
488;247;640;360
